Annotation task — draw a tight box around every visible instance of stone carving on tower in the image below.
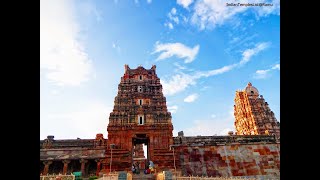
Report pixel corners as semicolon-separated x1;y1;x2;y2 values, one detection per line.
234;82;280;139
105;64;174;172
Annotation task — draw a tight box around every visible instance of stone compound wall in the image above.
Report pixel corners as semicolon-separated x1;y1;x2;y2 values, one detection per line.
174;143;280;178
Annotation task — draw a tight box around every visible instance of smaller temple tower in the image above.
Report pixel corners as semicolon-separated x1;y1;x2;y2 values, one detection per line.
234;82;280;139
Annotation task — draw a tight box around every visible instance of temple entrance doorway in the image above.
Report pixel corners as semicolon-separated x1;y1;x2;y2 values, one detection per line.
132;134;149;173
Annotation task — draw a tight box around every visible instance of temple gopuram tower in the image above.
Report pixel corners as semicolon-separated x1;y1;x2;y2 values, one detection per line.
105;65;174;172
234;82;280;139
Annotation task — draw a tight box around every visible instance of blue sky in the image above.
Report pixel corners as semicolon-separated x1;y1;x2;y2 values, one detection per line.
40;0;280;140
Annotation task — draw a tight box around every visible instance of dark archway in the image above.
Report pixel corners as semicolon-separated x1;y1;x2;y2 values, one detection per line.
132;134;149;171
86;159;97;177
48;161;63;174
67;160;81;174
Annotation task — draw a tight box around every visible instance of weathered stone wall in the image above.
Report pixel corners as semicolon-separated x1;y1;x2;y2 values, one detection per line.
174;143;280;178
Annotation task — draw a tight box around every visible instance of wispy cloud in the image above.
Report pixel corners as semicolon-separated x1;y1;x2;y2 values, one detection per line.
177;0;194;9
164;22;174;29
147;0;152;4
153;42;200;63
195;64;237;78
161;42;269;96
256;0;280;17
165;8;180;29
176;0;280;30
226;34;259;54
240;42;270;65
161;73;197;95
272;63;280;70
168;8;179;24
168;105;179;113
173;62;187;70
254;63;280;79
191;0;247;30
134;0;139;5
40;0;93;87
184;93;199;102
112;42;121;53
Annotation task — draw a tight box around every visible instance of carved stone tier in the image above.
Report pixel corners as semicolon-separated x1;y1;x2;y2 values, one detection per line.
234;82;280;139
106;65;174;171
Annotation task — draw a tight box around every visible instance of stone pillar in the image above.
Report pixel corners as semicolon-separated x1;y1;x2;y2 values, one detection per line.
80;159;88;176
62;160;71;175
42;161;52;175
95;159;101;176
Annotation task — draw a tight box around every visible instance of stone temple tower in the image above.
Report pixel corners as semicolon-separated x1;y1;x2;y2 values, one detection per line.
234;82;280;139
105;65;174;172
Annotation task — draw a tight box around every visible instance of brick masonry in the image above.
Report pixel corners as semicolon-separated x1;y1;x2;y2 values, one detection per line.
174;143;280;177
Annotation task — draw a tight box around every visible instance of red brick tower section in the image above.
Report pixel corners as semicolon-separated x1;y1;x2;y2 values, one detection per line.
234;82;280;139
105;65;174;172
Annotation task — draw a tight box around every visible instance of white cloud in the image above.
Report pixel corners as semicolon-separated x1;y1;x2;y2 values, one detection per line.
256;69;269;75
147;0;152;4
112;42;121;53
168;105;179;114
196;64;237;78
177;0;194;9
171;8;177;15
168;8;180;24
173;62;187;70
272;63;280;70
160;42;269;95
165;22;174;29
182;16;188;23
254;63;280;79
161;73;197;96
40;0;93;87
153;42;200;63
41;102;112;139
134;0;139;5
240;42;270;65
184;93;199;102
254;70;269;79
191;0;246;30
256;0;280;17
211;114;216;118
190;0;280;30
230;37;240;44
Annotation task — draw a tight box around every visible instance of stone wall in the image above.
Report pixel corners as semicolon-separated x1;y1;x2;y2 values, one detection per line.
40;148;106;161
174;143;280;178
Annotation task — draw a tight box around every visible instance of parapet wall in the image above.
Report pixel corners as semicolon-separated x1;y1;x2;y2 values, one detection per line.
172;136;280;178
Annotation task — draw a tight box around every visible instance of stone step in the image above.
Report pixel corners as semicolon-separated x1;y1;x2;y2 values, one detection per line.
132;173;156;180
